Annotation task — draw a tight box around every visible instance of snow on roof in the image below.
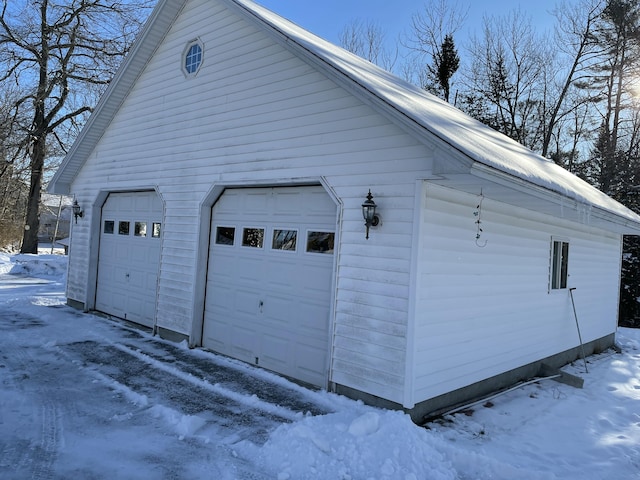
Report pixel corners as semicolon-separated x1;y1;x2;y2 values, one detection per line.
235;0;640;227
49;0;640;229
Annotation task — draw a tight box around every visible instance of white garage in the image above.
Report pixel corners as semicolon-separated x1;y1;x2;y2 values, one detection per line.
202;185;337;387
95;191;163;327
50;0;640;420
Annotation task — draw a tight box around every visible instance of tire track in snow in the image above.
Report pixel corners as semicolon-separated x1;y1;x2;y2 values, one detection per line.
0;313;60;480
1;298;276;479
0;344;33;476
110;342;305;422
31;399;60;480
120;334;333;416
62;340;293;444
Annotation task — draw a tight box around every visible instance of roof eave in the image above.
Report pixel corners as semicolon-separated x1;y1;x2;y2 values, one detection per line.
469;162;640;235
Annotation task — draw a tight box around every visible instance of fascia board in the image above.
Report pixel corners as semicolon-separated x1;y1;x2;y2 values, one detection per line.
470;162;640;234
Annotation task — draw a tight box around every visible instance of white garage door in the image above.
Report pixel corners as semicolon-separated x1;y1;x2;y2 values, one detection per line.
95;191;162;328
203;186;336;387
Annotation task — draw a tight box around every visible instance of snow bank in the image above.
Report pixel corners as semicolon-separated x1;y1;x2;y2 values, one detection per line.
0;253;13;274
149;405;208;440
257;409;458;480
2;253;67;280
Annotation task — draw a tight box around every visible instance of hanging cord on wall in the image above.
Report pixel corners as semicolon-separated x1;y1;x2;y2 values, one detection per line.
473;190;488;248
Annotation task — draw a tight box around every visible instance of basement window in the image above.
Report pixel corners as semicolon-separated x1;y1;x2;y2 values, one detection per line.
550;239;569;290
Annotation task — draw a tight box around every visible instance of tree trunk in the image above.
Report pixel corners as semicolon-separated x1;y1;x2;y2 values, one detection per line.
20;137;45;254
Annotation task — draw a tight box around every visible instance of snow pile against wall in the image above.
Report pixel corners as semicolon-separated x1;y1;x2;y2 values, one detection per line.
256;409;459;479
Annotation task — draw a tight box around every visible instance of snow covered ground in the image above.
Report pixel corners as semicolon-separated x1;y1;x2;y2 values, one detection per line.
0;252;639;479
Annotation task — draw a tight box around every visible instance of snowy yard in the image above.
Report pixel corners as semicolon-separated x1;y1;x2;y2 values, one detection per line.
0;252;639;479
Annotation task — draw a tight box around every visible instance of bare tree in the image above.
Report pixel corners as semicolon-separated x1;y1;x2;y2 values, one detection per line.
541;0;605;157
339;19;397;72
0;0;152;253
0;85;29;249
462;9;553;150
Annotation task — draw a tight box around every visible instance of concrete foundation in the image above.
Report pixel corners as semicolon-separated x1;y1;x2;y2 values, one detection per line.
335;333;615;424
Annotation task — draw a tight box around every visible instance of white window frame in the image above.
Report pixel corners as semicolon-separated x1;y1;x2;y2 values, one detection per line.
241;226;265;249
305;230;335;255
271;227;298;253
182;38;204;77
549;237;570;292
214;225;236;246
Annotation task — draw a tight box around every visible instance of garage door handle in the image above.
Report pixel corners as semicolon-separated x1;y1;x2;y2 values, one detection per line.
259;300;264;313
125;273;130;278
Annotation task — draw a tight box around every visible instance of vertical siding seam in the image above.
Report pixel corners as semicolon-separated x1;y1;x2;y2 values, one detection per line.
84;189;111;311
188;191;212;347
403;179;425;408
152;186;166;336
321;177;343;390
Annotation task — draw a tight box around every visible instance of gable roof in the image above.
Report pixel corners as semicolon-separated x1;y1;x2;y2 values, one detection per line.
48;0;640;233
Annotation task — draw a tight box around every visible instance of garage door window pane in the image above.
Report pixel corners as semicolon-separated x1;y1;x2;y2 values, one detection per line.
104;220;114;234
134;222;147;237
152;223;161;238
306;231;334;254
242;228;264;248
118;221;130;235
272;229;297;251
216;226;235;245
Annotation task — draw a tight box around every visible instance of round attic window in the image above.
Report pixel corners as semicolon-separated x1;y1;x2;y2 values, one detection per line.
183;40;203;75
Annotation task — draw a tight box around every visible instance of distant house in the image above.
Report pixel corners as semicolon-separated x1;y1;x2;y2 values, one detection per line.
38;194;72;244
56;237;70;255
48;0;640;421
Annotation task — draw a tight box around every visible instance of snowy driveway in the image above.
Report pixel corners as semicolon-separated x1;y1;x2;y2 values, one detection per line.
0;272;333;479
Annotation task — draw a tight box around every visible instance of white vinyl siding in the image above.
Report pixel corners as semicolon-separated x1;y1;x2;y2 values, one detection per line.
68;0;434;403
411;184;621;404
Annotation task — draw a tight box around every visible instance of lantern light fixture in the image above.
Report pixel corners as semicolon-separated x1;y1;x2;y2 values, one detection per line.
362;189;379;240
72;199;84;224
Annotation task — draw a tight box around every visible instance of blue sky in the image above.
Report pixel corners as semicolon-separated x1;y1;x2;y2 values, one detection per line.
256;0;559;49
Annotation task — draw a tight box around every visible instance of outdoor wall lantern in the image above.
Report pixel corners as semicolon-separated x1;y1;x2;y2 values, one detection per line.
72;199;84;224
362;189;380;240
